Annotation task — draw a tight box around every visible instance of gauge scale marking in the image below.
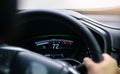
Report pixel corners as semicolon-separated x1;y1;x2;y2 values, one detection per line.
35;39;73;50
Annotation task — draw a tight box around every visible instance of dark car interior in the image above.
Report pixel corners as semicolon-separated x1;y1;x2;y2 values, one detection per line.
0;0;120;74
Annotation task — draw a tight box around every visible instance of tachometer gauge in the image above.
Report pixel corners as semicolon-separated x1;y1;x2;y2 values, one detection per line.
35;39;73;50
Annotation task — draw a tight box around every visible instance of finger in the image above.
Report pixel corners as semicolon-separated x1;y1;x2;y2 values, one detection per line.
83;57;96;69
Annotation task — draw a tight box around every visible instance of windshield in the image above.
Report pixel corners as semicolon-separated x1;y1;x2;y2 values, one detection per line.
18;0;120;10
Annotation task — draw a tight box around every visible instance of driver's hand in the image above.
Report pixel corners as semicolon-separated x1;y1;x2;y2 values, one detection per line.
83;53;120;74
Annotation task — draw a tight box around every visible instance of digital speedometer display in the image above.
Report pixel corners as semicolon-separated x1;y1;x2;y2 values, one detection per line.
25;34;81;59
35;39;73;49
21;34;85;59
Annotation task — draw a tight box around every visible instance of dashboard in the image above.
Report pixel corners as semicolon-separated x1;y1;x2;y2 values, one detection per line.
8;10;120;66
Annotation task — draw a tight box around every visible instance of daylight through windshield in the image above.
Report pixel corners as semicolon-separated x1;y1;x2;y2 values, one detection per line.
18;0;120;9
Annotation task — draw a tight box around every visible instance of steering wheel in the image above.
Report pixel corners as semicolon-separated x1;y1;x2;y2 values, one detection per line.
1;10;102;74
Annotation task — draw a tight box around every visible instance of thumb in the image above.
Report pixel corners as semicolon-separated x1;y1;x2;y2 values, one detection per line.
83;57;97;69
